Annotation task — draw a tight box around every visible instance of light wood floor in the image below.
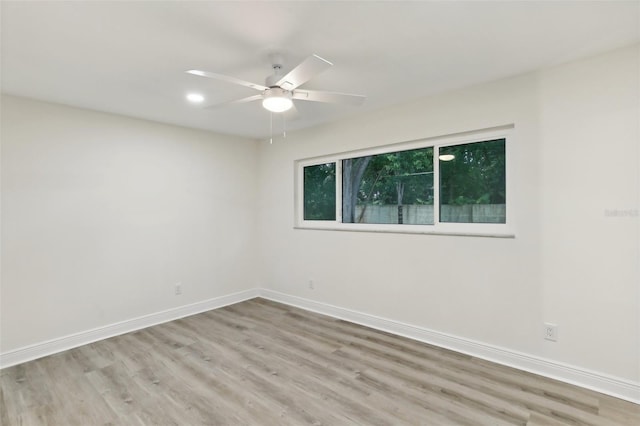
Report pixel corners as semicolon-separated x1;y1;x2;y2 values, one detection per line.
1;298;639;425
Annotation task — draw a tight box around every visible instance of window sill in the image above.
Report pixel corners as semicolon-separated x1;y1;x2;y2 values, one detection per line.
294;225;515;238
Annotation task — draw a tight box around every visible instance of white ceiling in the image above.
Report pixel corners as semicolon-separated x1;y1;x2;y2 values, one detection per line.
2;1;639;140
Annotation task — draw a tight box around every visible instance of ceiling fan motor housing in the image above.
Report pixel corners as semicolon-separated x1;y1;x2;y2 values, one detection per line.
265;71;283;88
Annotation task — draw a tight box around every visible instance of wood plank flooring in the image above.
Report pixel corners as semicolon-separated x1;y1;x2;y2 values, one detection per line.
1;298;639;425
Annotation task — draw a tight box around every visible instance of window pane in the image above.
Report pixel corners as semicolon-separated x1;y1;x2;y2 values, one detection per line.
303;163;336;221
439;139;505;223
342;147;434;224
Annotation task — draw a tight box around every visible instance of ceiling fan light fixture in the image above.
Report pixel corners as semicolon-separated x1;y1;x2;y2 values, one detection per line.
262;88;293;113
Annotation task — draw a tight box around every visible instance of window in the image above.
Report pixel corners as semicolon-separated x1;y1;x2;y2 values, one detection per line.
303;163;336;221
295;126;513;237
439;139;506;224
343;147;434;225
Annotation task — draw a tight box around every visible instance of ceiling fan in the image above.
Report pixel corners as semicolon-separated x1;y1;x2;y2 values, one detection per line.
186;54;366;114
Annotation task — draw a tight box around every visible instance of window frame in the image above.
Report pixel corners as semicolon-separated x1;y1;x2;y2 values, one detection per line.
294;125;515;237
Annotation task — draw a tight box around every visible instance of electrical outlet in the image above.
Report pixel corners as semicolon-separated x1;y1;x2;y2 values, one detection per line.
175;282;182;295
308;280;314;290
544;323;558;341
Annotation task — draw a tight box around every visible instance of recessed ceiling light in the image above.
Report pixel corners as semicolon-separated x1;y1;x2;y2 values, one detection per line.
186;93;204;103
439;154;455;161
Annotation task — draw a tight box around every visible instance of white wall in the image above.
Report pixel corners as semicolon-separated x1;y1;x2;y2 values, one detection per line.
257;45;639;383
1;96;259;352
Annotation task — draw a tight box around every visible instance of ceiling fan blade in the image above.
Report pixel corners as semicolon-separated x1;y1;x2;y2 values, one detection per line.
275;54;332;91
186;70;267;92
292;89;366;106
203;94;263;110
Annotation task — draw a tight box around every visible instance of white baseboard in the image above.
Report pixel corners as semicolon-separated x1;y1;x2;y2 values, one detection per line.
0;288;260;369
257;289;640;404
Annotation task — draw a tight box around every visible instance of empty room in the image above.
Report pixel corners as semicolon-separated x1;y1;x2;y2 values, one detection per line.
1;1;639;425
